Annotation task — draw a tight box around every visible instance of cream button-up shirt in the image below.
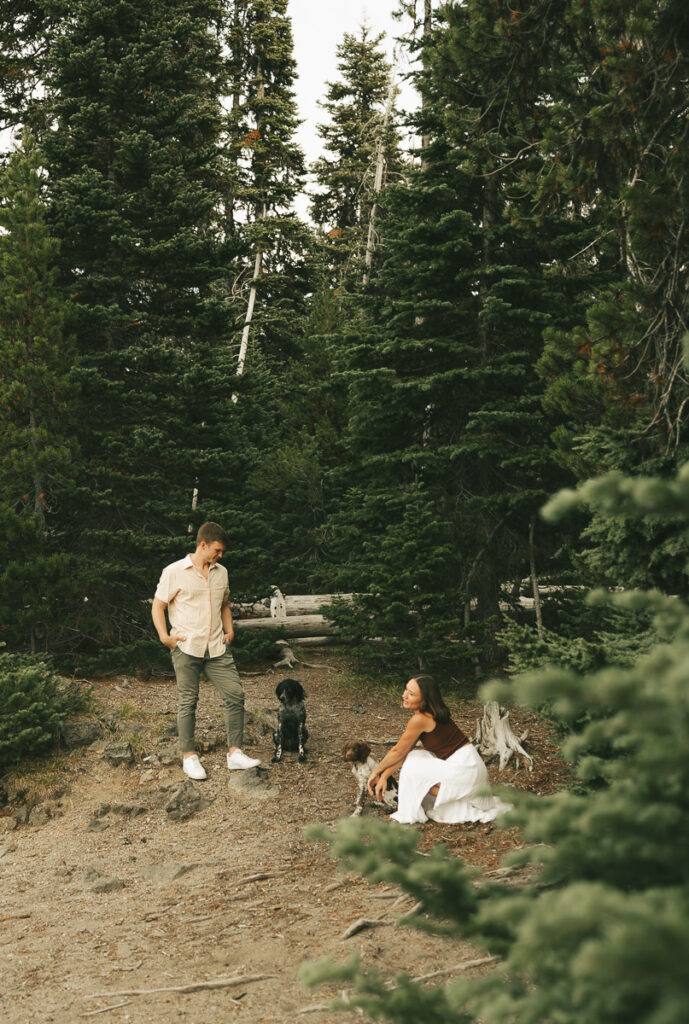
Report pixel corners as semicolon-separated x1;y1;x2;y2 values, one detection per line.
154;555;230;658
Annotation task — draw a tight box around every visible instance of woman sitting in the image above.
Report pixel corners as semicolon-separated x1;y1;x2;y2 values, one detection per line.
367;674;510;825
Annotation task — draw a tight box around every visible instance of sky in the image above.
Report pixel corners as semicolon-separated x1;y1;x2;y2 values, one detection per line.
288;0;419;166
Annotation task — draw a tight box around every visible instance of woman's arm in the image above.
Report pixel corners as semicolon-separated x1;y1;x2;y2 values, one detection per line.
367;714;431;796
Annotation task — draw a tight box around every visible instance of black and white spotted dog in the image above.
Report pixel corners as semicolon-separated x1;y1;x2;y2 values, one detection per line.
342;740;398;816
272;677;308;763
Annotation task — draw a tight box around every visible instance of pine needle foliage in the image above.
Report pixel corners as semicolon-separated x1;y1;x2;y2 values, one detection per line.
39;0;238;659
326;0;587;670
0;652;88;771
0;128;80;655
303;459;689;1024
310;25;400;282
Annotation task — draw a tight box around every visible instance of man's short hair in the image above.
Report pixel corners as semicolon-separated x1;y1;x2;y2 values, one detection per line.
196;521;229;547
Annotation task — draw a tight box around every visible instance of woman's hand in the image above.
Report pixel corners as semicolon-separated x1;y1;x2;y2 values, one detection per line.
374;774;389;802
367;771;380;797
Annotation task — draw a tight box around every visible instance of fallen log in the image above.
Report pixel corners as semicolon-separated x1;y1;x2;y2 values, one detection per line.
230;600;271;619
231;593;353;620
289;636;342;647
234;614;336;638
273;594;353;617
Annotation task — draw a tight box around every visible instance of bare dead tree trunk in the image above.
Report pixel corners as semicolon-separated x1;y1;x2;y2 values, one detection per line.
232;59;266;402
420;0;432;165
529;517;545;642
234;208;265;389
28;408;46;535
363;71;397;286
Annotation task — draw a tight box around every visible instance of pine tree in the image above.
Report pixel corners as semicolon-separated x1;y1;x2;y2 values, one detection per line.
0;2;52;132
214;0;348;600
0;652;88;770
0;128;80;654
303;460;689;1024
326;0;591;670
224;0;309;374
533;0;689;594
310;25;399;283
39;0;238;661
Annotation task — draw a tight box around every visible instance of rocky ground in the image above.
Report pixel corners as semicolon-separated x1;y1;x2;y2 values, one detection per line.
0;656;570;1024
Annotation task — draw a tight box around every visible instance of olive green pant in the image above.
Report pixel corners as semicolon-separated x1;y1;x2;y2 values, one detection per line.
171;647;244;752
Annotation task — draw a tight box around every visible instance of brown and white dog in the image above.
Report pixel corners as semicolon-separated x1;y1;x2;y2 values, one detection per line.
342;740;398;816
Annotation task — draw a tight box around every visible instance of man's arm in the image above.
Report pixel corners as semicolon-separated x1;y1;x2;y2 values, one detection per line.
152;597;184;650
221;598;234;645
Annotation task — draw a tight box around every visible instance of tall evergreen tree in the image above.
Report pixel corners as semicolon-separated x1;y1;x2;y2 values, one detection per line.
310;25;399;283
224;0;309;373
534;0;689;594
326;0;594;670
0;2;53;133
40;0;238;660
0;129;79;654
215;1;347;599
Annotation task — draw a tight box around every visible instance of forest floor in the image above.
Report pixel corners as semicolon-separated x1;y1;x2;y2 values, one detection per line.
0;655;570;1024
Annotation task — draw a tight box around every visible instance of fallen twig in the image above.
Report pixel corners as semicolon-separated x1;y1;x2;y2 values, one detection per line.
0;912;30;922
298;991;352;1015
390;893;414;911
297;955;500;1014
339;917;391;940
294;659;336;671
397;901;423;922
323;879;348;893
218;869;287;885
405;956;499;985
84;973;275;999
80;1001;132;1017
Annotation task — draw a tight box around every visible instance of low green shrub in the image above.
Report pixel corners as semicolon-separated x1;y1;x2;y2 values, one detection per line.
0;652;89;771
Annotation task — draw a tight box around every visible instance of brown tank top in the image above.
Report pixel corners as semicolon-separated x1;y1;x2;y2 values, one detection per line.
420;717;469;760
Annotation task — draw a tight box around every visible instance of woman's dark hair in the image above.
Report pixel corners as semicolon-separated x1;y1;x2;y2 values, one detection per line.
412;674;450;724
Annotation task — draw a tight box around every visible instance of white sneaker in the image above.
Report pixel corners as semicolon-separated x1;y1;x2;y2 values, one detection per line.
226;750;260;770
182;754;207;780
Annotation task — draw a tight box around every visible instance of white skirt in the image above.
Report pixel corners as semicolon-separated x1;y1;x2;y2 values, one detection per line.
389;744;511;825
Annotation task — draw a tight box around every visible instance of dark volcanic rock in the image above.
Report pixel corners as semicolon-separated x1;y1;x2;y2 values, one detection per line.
227;765;277;801
103;742;135;767
60;719;103;749
165;780;211;821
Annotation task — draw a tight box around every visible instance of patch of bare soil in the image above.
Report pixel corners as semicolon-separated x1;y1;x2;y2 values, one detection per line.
0;658;569;1024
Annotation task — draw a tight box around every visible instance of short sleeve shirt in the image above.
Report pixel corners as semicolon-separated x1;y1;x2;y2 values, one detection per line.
154;555;230;658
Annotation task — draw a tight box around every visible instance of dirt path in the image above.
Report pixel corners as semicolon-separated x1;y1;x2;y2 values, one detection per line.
0;660;568;1024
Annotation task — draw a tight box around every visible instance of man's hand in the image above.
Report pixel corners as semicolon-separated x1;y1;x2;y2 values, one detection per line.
162;635;185;651
222;629;234;646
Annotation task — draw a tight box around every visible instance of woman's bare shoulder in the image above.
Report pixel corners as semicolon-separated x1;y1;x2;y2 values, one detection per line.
407;711;435;733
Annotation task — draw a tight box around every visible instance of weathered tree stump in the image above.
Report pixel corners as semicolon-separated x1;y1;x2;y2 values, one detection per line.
474;701;533;771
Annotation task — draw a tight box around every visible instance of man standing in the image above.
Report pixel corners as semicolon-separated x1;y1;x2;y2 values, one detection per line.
152;521;259;779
